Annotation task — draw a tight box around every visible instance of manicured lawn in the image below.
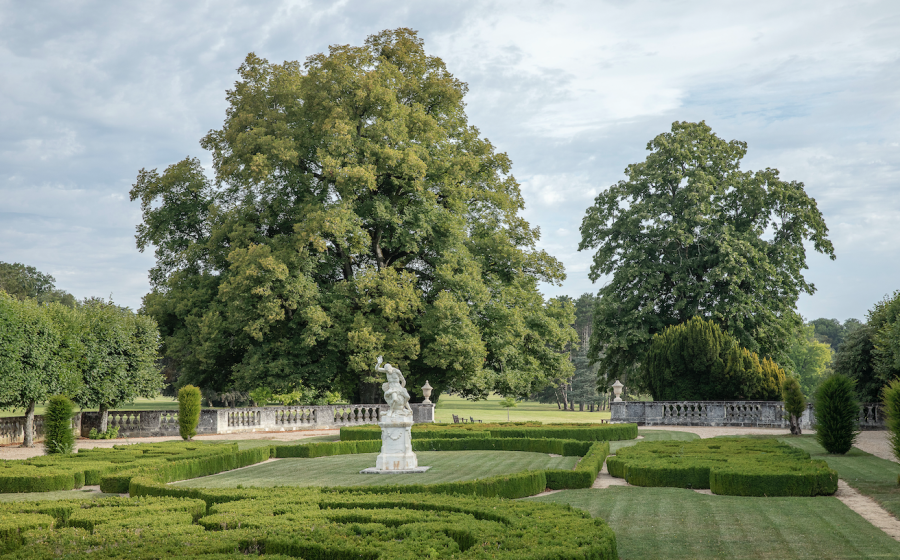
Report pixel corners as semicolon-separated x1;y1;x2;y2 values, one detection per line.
533;487;900;559
782;435;900;518
434;393;611;423
172;450;578;489
614;428;699;453
231;435;339;450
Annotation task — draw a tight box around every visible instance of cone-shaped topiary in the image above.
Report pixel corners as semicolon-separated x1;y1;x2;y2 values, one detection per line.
782;377;806;435
814;373;859;454
881;379;900;469
178;385;202;440
43;395;75;454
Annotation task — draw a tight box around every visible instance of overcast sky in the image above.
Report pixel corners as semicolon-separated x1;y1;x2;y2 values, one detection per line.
1;0;898;321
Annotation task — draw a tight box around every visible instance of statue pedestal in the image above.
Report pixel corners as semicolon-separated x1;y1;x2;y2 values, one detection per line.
359;417;430;474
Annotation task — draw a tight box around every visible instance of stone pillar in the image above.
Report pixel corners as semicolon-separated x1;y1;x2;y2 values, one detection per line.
374;418;418;471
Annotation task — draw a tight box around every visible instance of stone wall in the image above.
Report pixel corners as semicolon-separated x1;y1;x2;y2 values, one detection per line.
610;400;885;430
1;404;435;445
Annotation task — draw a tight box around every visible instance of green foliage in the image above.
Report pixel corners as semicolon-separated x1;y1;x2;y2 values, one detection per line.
782;377;806;435
814;374;860;454
786;323;833;396
579;121;833;390
42;395;75;455
810;317;862;351
132;29;576;402
833;324;880;401
248;386;272;406
178;385;201;440
882;379;900;464
67;298;163;426
644;317;786;400
607;438;837;496
870;290;900;390
87;426;120;440
0;261;76;307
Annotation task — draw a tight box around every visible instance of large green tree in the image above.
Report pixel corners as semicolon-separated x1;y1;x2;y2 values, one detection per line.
786;323;833;397
132;29;575;403
68;299;163;432
0;293;76;447
0;262;76;307
834;291;900;401
578;121;833;390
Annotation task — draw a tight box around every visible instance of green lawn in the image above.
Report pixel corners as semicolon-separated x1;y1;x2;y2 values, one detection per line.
533;487;900;559
615;428;699;453
434;393;611;424
782;435;900;518
172;450;578;489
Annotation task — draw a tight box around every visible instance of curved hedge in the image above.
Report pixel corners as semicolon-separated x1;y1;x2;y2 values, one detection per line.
607;438;837;496
340;422;637;442
0;489;618;559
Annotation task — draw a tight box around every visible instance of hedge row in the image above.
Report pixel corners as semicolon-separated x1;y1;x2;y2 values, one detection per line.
0;488;618;558
340;422;637;442
273;440;381;458
411;436;593;456
607;438;838;496
0;442;245;494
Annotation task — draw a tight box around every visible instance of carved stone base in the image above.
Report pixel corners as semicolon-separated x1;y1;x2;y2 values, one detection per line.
360;466;432;474
373;417;421;471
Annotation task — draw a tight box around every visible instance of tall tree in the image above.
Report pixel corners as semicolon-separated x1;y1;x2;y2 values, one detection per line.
133;29;575;402
833;291;900;402
579;121;833;390
69;299;163;432
0;262;76;307
786;323;833;397
0;293;76;447
809;317;862;351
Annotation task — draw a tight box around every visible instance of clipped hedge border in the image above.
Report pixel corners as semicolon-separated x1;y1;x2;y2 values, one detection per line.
340;422;637;442
607;438;838;496
1;489;618;559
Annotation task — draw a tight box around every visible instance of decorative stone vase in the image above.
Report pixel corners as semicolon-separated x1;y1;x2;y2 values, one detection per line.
612;380;624;403
421;381;433;404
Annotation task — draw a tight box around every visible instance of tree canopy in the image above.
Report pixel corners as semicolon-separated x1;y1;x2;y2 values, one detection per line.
0;262;76;307
786;323;833;397
132;29;575;403
578;121;833;390
834;290;900;401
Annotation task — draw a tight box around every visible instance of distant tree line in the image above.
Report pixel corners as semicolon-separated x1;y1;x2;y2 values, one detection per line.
0;264;162;447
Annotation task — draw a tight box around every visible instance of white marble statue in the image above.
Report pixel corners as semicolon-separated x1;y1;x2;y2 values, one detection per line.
375;356;413;419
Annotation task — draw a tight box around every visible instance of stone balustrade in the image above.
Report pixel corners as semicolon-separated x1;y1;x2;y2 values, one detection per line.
0;403;435;444
611;400;885;430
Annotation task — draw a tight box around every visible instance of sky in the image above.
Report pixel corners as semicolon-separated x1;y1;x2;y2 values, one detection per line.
1;0;898;321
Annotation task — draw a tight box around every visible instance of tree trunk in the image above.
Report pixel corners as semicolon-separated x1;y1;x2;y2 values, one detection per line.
99;404;109;433
579;403;584;412
22;401;35;448
789;414;802;435
569;401;574;411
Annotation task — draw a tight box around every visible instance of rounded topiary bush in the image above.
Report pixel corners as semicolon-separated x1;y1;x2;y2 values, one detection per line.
178;385;201;441
43;395;75;455
814;374;859;454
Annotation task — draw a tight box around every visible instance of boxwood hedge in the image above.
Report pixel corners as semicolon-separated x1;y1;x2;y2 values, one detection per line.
0;489;618;559
340;422;637;442
607;438;838;496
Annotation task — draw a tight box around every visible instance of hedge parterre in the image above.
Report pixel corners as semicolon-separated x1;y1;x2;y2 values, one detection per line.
607;438;838;496
340;422;638;442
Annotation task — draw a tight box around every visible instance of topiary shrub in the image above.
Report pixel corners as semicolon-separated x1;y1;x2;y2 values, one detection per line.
178;385;201;441
814;374;860;454
43;395;75;455
782;377;806;435
881;379;900;474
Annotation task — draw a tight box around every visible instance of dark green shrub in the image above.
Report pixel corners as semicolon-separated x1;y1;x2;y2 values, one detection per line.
782;377;806;435
814;373;860;454
644;316;786;400
607;438;837;496
178;385;201;441
881;379;900;470
42;395;75;455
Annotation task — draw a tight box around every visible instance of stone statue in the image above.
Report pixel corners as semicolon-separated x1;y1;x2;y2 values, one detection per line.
375;356;413;419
